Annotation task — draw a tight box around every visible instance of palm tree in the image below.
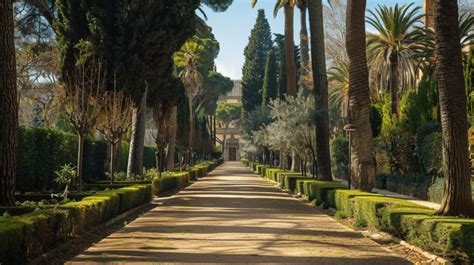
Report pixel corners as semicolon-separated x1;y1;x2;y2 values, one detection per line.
346;0;375;191
328;61;349;119
366;3;427;117
252;0;297;96
433;0;474;217
297;0;310;91
174;40;204;164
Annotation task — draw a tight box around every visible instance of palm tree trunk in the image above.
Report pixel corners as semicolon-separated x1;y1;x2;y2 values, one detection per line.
284;2;301;173
346;0;375;191
0;0;18;206
284;3;297;96
299;2;310;76
389;53;400;116
166;106;177;171
308;0;332;181
127;87;147;179
434;0;474;217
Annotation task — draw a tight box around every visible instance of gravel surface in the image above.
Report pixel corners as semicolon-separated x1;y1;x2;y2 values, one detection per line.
67;162;412;265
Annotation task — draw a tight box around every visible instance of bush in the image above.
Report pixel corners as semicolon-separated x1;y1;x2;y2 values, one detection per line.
281;175;308;192
331;189;384;216
330;135;349;180
0;184;152;264
351;196;420;229
417;130;442;175
151;161;217;196
302;181;347;202
16;127;157;192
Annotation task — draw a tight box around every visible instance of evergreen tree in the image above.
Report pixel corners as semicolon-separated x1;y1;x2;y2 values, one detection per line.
242;9;273;113
275;34;287;98
262;49;278;109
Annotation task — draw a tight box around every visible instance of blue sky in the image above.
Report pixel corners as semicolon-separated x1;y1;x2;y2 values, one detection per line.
203;0;423;80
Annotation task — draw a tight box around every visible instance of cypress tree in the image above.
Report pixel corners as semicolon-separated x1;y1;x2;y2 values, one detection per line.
262;49;278;109
242;9;273;113
274;34;287;99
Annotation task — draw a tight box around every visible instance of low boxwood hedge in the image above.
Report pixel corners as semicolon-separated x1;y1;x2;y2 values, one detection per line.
351;196;420;229
264;168;286;182
152;172;191;195
281;175;309;192
0;184;152;264
151;160;219;196
330;190;384;216
301;181;347;202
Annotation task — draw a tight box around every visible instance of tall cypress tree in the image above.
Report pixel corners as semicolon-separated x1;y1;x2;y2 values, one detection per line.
242;9;273;113
274;34;287;99
262;49;278;109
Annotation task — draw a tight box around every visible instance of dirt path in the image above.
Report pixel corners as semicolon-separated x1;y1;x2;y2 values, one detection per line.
68;162;411;264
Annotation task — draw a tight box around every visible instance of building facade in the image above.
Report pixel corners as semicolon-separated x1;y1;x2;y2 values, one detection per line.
216;80;242;161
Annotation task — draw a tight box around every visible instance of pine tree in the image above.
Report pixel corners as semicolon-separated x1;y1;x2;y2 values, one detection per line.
262;49;278;109
242;9;273;113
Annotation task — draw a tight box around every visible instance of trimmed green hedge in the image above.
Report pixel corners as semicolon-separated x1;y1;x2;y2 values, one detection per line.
301;181;347;202
243;160;474;261
152;172;191;195
241;159;249;167
17;127;157;192
151;160;221;196
0;184;152;264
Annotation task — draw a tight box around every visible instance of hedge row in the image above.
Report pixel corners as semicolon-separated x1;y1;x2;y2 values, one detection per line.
245;162;474;262
17;127;157;192
0;184;152;264
152;159;223;196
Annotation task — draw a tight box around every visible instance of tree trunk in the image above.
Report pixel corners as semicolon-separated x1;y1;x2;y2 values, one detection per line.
109;142;116;184
0;0;18;206
213;114;217;146
284;3;297;96
308;0;332;181
127;87;147;179
77;133;85;191
346;0;375;191
299;2;310;81
166;106;177;171
389;53;400;116
434;0;474;217
424;0;435;28
188;94;194;167
286;3;301;176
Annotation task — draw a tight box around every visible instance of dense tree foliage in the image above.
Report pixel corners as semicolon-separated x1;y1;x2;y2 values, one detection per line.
241;9;273;113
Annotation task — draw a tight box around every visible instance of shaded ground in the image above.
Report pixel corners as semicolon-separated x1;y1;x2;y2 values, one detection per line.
68;162;411;264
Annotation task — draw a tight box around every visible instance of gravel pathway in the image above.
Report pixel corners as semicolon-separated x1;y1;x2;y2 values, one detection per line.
68;162;411;264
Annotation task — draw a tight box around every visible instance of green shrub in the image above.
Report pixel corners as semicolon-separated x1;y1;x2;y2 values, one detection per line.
334;210;348;220
351;196;420;229
16;127;157;192
0;206;36;216
281;175;308;192
265;168;286;182
401;215;474;262
374;174;387;190
379;205;434;235
0;184;152;264
302;181;347;202
332;190;384;216
416;123;442;175
330;135;349;180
